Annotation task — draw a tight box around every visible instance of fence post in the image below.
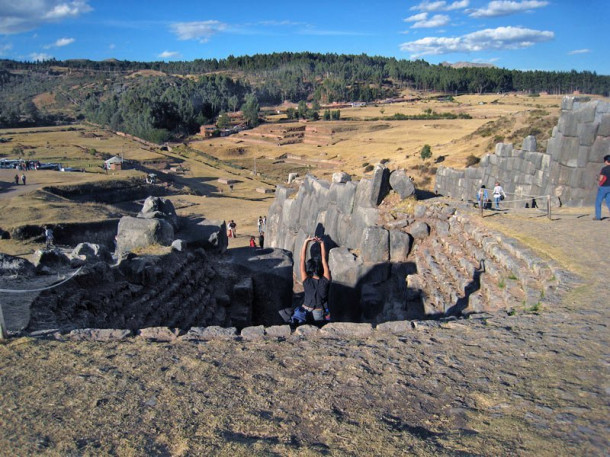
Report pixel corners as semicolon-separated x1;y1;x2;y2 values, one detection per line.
547;195;552;220
0;302;6;340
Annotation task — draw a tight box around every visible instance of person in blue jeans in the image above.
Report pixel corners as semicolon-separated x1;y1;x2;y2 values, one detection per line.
594;155;610;220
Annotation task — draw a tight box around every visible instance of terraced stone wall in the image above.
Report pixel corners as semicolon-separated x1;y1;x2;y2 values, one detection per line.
435;97;610;206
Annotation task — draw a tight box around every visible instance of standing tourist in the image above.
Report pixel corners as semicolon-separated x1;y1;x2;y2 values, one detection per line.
492;182;506;210
14;174;19;185
476;185;488;209
259;231;265;249
21;174;26;185
594;154;610;220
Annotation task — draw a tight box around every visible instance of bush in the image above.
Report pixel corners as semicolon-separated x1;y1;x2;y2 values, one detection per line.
362;162;369;167
465;154;480;167
420;144;432;160
363;164;374;173
493;135;504;143
380;158;390;164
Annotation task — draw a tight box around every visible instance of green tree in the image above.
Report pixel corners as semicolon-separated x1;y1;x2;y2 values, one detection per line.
297;100;308;119
241;94;260;127
216;112;230;129
420;144;432;160
323;109;331;121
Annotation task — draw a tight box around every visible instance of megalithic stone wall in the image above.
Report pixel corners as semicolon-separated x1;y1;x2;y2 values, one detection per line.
266;164;417;322
435;96;610;207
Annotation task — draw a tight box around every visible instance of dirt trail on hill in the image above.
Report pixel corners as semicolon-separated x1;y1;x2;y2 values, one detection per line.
0;206;608;456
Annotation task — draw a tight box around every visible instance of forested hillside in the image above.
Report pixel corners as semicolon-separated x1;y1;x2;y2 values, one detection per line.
1;52;609;143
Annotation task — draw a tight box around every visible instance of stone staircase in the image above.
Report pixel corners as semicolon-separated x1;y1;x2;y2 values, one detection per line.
406;209;557;317
27;251;229;332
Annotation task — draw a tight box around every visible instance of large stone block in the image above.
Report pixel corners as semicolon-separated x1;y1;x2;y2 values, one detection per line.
522;135;537;152
577;122;599;147
575;103;596;123
558;112;578;137
495;143;513;157
389;230;413;262
590;136;610;163
329;181;357;215
354;165;390;207
116;216;174;254
598;114;610;137
559;136;580;166
346;207;380;250
360;226;389;264
389;169;416;199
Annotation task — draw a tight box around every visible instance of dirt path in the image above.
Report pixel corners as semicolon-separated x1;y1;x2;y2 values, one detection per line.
0;205;608;456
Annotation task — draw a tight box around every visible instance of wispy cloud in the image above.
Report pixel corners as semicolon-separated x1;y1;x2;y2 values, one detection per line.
158;50;181;59
405;13;450;28
469;1;548;18
567;48;591;55
0;1;92;34
410;0;469;12
30;52;53;61
170;20;228;43
44;37;75;48
0;43;13;55
400;26;554;57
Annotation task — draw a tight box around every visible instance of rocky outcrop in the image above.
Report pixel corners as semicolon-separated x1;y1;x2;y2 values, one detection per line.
435;97;610;206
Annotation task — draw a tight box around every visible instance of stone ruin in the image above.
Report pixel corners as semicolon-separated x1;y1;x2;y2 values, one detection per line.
435;96;610;207
266;167;559;323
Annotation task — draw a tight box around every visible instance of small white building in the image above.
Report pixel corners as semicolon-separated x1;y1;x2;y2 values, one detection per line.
104;156;123;171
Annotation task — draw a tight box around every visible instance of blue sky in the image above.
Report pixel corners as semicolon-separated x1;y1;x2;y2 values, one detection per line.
0;0;608;74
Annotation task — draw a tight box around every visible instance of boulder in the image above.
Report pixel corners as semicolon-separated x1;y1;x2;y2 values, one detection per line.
31;248;70;269
409;221;430;240
115;216;174;254
69;243;112;263
184;326;237;340
138;196;179;229
389;169;416;199
171;239;187;252
0;253;36;276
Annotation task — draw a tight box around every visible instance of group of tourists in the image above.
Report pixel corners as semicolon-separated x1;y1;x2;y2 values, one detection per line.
14;174;26;185
476;181;506;210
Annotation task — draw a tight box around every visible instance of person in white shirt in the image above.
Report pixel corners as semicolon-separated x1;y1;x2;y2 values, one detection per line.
492;182;506;210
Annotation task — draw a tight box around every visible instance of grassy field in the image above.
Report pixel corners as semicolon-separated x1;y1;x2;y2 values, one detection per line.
191;93;570;187
0;93;603;254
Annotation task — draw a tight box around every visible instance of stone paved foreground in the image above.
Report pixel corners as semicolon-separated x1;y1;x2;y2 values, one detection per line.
0;207;608;456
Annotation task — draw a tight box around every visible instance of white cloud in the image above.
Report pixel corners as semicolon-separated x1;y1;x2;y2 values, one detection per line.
405;13;428;22
567;49;591;55
30;52;53;61
170;20;227;43
0;1;92;34
158;50;181;59
410;0;469;12
411;14;451;28
469;1;548;18
44;37;75;48
400;26;554;57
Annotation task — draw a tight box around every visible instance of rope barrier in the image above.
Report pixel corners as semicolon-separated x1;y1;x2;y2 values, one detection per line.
0;266;83;294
